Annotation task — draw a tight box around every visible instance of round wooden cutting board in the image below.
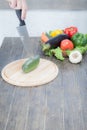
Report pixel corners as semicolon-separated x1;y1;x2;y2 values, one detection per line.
1;58;59;87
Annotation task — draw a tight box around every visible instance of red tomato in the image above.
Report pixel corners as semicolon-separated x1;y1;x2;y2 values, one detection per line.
60;39;74;51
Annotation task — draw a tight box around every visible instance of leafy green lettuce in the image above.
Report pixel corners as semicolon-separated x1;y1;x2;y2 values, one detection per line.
44;47;64;61
66;45;87;56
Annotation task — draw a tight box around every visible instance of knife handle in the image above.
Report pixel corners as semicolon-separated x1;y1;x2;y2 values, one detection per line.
15;9;26;26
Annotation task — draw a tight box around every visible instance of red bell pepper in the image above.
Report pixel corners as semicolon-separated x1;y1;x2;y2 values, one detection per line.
64;26;78;38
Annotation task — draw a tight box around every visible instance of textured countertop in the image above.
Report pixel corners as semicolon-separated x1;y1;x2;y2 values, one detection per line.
0;37;87;130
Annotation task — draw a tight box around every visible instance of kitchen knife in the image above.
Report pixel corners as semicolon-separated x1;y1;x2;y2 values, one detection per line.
16;9;32;57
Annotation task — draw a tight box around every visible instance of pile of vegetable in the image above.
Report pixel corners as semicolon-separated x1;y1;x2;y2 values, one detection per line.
40;26;87;64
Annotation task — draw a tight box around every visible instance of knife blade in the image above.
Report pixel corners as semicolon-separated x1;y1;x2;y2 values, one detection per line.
15;9;32;57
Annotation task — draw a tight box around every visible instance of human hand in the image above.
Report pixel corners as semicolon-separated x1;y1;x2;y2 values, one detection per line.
7;0;28;20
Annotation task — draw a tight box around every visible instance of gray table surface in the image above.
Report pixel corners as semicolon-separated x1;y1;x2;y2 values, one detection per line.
0;37;87;130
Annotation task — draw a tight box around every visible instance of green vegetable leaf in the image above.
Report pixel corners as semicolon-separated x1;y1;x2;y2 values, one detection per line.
74;45;87;54
65;50;72;56
45;32;52;39
44;49;53;56
51;47;64;61
85;34;87;38
41;43;50;51
65;45;87;56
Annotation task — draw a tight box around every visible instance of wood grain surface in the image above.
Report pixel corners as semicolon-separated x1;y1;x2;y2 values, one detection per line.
0;37;87;130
